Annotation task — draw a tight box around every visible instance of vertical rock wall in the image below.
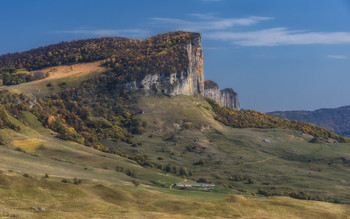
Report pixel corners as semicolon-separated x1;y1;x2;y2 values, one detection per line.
120;37;204;96
204;80;240;110
116;34;240;110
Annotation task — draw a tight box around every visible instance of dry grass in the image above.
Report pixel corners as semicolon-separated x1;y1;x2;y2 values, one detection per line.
11;138;42;153
1;61;106;97
37;61;105;80
0;171;349;219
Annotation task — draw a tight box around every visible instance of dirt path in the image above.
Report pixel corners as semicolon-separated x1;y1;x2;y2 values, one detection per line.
237;156;276;167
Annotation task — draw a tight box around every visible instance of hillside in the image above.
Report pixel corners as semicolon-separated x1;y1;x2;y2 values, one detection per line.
269;106;350;137
0;31;349;217
0;94;349;218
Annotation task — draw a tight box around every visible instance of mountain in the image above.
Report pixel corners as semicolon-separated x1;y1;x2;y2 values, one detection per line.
0;31;349;217
269;105;350;137
0;31;238;109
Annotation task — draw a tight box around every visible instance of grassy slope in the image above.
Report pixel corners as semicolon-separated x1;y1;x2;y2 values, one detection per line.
0;63;349;217
0;61;105;98
102;94;350;203
1;172;349;219
0;102;347;218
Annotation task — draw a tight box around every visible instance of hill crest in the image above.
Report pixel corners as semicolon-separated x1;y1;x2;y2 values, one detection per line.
0;31;239;109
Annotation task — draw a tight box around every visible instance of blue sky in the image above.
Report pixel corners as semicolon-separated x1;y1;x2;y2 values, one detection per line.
1;0;350;112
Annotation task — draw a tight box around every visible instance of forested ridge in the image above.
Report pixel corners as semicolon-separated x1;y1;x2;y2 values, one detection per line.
0;31;200;85
207;98;349;143
269;106;350;137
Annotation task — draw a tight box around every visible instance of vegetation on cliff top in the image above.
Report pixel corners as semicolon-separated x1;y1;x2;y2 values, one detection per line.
0;31;200;85
204;80;219;89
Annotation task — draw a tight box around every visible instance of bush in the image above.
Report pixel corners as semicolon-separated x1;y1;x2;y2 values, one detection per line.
0;136;6;145
61;178;70;183
197;178;208;183
23;173;31;178
247;178;254;184
179;167;190;177
194;159;206;166
257;189;270;197
125;168;135;177
73;177;82;185
131;179;140;187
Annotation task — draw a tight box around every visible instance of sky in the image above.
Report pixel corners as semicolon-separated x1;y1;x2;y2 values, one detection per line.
1;0;350;112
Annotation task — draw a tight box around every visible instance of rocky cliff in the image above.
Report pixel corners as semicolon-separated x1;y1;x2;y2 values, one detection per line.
117;34;239;109
0;30;238;109
204;80;240;110
119;36;204;96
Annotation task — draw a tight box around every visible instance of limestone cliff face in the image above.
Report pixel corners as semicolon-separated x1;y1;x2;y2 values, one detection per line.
115;33;239;110
220;88;240;110
118;37;204;96
204;80;240;110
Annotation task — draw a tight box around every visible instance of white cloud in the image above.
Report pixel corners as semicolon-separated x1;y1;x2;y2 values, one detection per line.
328;55;348;60
54;28;148;37
206;28;350;46
150;15;272;32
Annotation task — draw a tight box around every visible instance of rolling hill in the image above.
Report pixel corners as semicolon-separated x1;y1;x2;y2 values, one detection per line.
0;31;349;218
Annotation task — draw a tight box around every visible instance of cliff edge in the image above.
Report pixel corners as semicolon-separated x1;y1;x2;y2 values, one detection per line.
120;36;204;96
204;80;240;110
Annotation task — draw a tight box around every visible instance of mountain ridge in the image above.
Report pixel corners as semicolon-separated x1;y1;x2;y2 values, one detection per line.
269;105;350;137
0;31;239;109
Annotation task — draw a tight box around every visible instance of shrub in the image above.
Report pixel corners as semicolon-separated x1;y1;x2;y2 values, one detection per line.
23;173;31;178
61;178;70;183
179;167;189;177
125;168;135;177
131;179;140;187
0;136;6;145
197;178;208;183
247;178;254;184
194;159;206;166
73;178;82;185
257;189;270;197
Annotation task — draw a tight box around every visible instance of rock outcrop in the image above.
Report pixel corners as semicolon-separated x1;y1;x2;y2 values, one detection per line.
204;80;240;110
116;33;239;109
119;37;204;96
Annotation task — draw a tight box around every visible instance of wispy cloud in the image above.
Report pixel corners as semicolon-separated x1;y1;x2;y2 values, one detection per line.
54;28;149;37
150;14;272;32
206;28;350;46
328;55;348;60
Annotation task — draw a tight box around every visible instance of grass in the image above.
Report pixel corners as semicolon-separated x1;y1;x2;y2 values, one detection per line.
0;171;349;219
0;61;105;98
11;138;42;153
101;94;350;204
0;76;349;217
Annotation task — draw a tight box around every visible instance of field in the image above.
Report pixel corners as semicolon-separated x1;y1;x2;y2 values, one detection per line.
99;94;350;204
0;61;105;98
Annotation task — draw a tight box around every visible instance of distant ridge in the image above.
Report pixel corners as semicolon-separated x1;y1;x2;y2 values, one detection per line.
269;105;350;137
